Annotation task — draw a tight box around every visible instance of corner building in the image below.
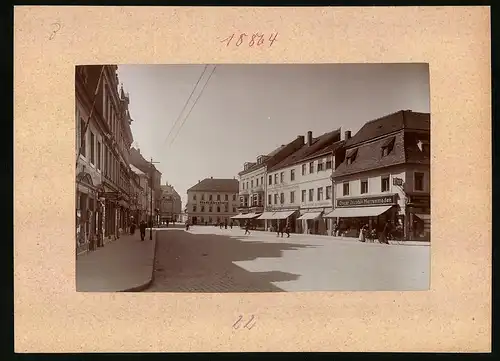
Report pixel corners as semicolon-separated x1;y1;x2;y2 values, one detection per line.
186;178;239;225
326;110;430;241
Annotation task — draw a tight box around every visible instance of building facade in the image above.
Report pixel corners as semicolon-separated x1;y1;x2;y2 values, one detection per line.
129;163;152;223
186;178;239;225
75;65;134;255
327;110;431;241
262;129;343;234
159;182;182;223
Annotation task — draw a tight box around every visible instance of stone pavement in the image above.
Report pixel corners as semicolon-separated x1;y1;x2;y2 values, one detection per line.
76;231;157;292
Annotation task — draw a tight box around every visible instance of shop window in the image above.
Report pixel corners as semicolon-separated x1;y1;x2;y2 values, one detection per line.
361;180;368;194
290;169;295;181
414;172;424;191
301;190;306;202
268;194;272;205
308;189;314;202
302;164;306;175
326;185;332;200
343;182;350;196
290;191;295;203
309;162;314;173
280;193;284;204
268;174;272;185
317;187;323;201
381;176;390;192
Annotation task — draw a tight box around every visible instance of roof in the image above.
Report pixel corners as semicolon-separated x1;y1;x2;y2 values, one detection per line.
334;111;430;178
129;163;145;176
129;147;161;175
238;144;287;176
345;110;430;147
267;129;341;172
187;178;239;193
161;184;181;199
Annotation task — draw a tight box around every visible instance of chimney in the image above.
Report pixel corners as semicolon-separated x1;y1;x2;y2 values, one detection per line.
198;180;200;183
307;131;313;146
344;131;352;140
297;135;305;144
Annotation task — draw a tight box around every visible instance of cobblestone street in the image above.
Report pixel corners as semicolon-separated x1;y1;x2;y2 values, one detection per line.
147;227;430;292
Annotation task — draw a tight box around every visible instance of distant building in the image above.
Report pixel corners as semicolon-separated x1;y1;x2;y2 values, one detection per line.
263;129;343;234
327;110;431;241
159;182;182;223
186;177;239;225
129;164;152;223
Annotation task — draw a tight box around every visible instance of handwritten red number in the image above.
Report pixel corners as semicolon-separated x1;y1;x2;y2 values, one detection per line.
269;32;278;47
257;34;265;46
221;34;234;47
236;33;247;47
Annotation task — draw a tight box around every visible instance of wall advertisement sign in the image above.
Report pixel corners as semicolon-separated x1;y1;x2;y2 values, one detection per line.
336;194;398;208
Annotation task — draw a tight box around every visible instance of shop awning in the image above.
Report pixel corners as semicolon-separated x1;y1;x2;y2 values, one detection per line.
415;214;431;221
241;213;260;219
231;213;247;219
297;212;322;220
324;205;393;218
273;210;296;220
257;212;277;220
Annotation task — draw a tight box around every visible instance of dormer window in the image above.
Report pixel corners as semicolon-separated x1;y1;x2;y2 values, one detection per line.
381;137;395;157
346;148;358;165
417;139;430;154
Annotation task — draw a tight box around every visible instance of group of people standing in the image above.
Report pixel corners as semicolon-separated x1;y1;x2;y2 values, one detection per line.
332;220;402;244
129;220;148;241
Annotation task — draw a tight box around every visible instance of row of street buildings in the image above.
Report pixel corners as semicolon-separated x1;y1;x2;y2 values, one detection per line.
185;109;430;241
75;65;182;256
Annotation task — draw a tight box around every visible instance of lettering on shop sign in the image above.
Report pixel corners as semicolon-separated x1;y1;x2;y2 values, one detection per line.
200;201;228;205
232;314;257;330
221;32;278;48
336;195;397;208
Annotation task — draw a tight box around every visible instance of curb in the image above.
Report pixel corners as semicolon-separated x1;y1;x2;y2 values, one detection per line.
120;230;159;292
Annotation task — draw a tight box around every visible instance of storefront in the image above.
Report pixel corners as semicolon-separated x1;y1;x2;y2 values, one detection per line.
325;194;401;238
297;208;331;235
257;209;298;232
76;171;98;256
231;212;262;228
406;194;431;241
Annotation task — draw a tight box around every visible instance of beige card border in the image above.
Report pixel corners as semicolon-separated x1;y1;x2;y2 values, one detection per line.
14;6;491;352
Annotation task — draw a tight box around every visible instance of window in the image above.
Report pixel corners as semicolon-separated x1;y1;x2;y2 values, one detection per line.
346;149;358;165
217;194;220;201
90;132;95;164
274;174;278;184
326;157;332;169
256;178;259;186
280;193;284;204
209;206;213;212
246;182;249;189
326;185;332;200
208;217;212;223
274;194;278;204
261;176;263;185
414;172;424;191
97;142;101;170
233;194;236;201
193;194;197;201
217;206;220;212
242;182;245;190
381;176;390;192
343;182;350;196
233;207;236;213
269;175;272;185
308;189;314;202
309;162;314;173
192;205;197;212
201;206;205;212
201;194;205;200
317;162;324;172
290;169;295;181
104;147;108;176
361;180;368;194
301;190;306;202
225;194;228;201
290;191;295;203
251;180;254;188
268;194;272;205
302;164;306;175
381;137;396;157
225;205;228;212
317;187;323;201
280;172;284;183
209;194;213;201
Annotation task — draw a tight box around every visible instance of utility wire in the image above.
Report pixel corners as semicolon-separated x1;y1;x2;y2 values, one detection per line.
169;65;217;147
163;65;208;146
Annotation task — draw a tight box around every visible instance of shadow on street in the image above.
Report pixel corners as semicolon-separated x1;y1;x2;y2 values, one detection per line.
148;230;315;292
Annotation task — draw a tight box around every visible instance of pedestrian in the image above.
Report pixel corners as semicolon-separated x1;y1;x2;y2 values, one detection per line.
166;220;169;228
359;224;367;242
139;220;147;241
230;221;233;229
285;219;291;238
276;220;281;237
224;221;228;229
185;220;190;231
244;220;251;235
130;222;136;235
380;221;390;244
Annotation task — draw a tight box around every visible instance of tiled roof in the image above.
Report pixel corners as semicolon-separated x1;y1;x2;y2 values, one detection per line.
268;129;341;172
187;178;239;193
345;110;430;147
129;147;161;175
238;144;287;176
334;110;430;178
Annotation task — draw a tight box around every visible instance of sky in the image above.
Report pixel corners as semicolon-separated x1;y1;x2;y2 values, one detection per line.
116;63;430;209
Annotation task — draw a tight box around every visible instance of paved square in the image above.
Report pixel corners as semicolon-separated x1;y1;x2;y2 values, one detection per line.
148;226;430;292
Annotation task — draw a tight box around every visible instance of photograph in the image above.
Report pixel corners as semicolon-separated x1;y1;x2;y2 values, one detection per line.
75;63;431;293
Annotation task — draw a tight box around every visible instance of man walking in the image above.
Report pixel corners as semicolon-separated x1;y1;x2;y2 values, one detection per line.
244;220;251;235
139;220;147;241
285;219;291;238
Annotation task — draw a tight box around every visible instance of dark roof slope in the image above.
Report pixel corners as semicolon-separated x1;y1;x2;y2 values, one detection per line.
129;147;161;175
345;110;430;147
268;129;341;172
238;144;287;176
187;178;239;193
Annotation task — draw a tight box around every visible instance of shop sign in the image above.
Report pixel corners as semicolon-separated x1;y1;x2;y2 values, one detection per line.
408;195;430;208
200;201;228;205
98;191;119;200
336;194;397;208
